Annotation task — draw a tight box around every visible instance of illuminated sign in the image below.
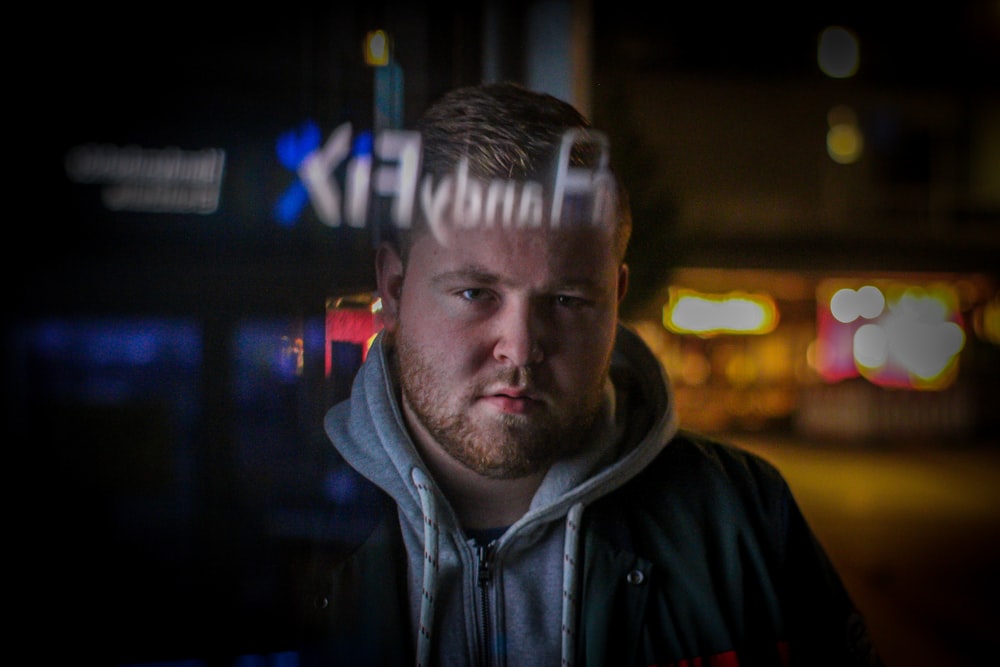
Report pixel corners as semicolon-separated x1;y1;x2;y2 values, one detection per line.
274;119;324;226
64;144;226;214
814;280;966;390
364;30;391;66
274;121;618;243
663;287;779;336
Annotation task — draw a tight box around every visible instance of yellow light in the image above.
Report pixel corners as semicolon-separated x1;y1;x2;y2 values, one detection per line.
827;123;864;164
365;331;379;357
663;288;779;336
974;296;1000;345
826;105;864;164
364;29;390;66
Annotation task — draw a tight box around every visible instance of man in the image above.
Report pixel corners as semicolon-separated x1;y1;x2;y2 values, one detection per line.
300;82;881;666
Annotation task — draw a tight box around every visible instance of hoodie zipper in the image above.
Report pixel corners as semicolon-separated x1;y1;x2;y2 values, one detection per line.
476;542;496;667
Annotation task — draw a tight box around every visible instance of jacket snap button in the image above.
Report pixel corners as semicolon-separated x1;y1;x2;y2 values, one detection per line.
626;569;644;585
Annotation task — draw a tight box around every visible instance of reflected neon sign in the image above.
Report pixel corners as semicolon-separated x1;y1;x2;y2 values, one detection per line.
65;144;226;214
274;121;618;243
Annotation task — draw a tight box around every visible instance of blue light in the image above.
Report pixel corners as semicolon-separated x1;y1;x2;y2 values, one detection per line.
274;120;322;226
274;181;309;227
276;120;320;170
352;130;373;158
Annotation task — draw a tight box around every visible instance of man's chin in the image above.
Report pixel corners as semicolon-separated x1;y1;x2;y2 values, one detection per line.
434;421;546;476
461;451;550;480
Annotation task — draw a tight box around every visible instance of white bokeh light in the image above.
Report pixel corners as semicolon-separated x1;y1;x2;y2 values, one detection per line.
818;26;860;78
830;285;885;323
854;323;889;368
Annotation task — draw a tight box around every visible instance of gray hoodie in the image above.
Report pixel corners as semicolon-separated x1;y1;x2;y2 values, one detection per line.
323;324;679;666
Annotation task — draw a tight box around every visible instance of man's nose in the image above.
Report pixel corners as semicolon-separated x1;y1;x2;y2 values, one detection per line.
493;299;544;367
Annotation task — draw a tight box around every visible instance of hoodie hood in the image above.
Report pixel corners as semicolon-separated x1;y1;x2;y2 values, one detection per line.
325;323;676;526
323;323;678;665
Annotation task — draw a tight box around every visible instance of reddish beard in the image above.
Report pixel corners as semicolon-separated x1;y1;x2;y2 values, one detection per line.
392;338;605;479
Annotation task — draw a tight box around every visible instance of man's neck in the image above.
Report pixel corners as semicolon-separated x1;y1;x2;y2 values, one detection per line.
402;406;545;531
422;442;545;530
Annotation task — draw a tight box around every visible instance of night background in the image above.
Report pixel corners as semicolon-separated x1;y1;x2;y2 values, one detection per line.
12;2;999;664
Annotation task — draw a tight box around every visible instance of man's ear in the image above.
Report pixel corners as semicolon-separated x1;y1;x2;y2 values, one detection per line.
376;243;405;331
617;263;629;305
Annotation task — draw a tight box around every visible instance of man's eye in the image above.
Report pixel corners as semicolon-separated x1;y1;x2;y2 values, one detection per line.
556;294;586;308
460;288;488;301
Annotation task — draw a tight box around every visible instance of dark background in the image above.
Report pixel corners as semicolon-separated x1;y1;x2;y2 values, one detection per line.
12;2;998;664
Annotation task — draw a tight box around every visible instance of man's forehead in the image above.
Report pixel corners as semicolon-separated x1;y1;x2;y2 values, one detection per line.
415;222;613;253
408;224;617;284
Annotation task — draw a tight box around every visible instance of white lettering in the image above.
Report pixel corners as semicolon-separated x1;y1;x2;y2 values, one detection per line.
452;158;482;229
550;129;610;227
518;182;544;228
483;179;517;228
420;174;454;246
590;170;617;229
345;153;371;228
298;122;352;227
294;123;617;235
64;144;226;215
374;130;422;229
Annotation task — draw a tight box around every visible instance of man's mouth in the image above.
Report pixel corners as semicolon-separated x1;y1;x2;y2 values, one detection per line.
480;387;543;415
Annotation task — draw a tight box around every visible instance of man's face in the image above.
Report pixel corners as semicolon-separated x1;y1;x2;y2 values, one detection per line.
377;224;627;479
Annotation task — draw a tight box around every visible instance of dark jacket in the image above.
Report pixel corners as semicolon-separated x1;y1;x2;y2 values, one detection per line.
292;431;879;667
293;327;880;666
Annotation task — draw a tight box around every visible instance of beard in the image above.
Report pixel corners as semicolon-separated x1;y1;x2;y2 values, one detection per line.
394;333;609;480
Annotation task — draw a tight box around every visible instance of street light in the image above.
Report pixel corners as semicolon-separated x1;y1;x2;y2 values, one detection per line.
364;29;403;132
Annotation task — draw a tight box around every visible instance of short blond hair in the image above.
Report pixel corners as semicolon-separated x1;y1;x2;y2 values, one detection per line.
391;82;632;262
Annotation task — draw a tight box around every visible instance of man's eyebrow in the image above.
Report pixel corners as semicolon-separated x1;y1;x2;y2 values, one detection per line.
429;267;602;292
429;267;500;287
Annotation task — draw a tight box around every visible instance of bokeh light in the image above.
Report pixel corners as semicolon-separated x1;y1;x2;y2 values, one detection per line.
817;280;967;390
831;285;885;323
826;104;864;164
664;288;778;336
818;26;860;78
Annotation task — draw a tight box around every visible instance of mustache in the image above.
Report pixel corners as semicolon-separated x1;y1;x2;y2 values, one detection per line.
491;366;535;389
495;366;535;387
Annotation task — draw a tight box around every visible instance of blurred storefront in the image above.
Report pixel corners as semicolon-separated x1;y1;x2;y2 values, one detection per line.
628;267;999;445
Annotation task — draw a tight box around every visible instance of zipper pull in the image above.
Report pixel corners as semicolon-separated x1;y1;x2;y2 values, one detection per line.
477;543;493;587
